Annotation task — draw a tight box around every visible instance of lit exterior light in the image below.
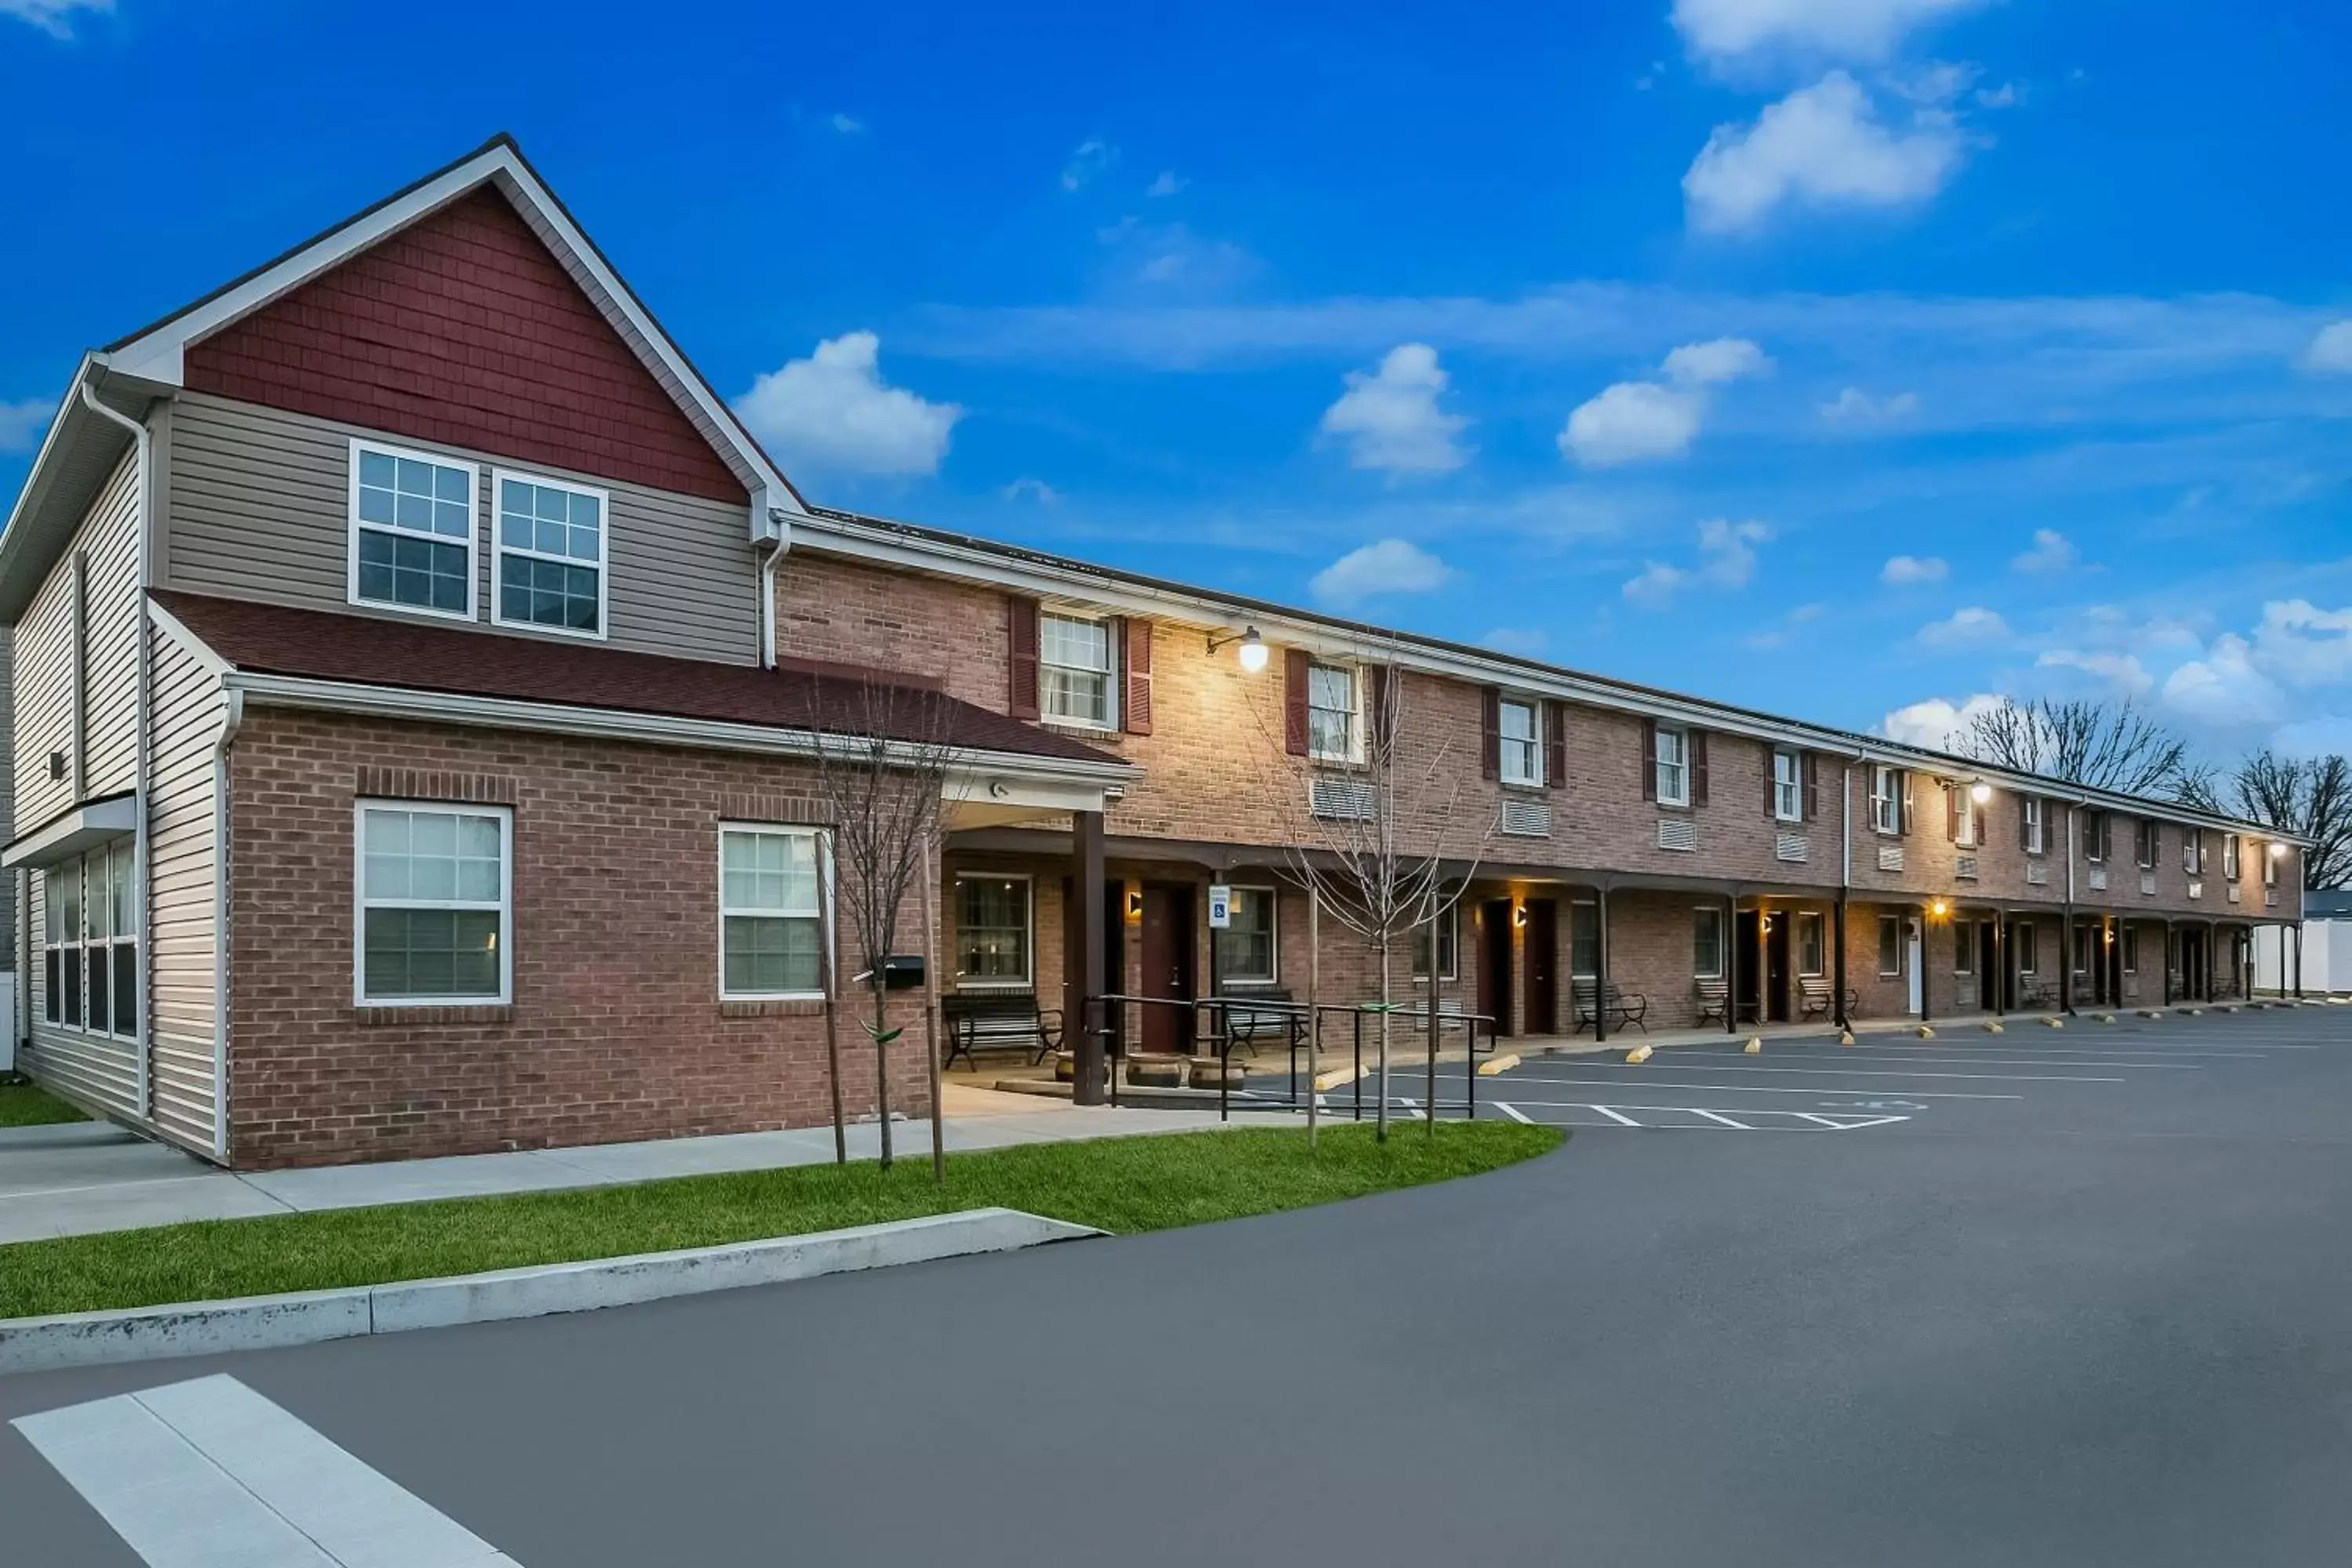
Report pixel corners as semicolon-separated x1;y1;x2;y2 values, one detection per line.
2269;841;2288;859
1236;627;1268;674
1969;781;1993;805
1929;899;1950;920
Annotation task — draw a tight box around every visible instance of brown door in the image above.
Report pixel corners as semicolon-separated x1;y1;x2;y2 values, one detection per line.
1139;883;1196;1054
1477;898;1515;1037
1735;910;1763;1022
1765;913;1791;1022
1523;900;1559;1036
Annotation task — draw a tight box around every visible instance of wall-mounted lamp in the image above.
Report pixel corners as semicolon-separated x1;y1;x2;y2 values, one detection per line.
1969;780;1993;805
1207;626;1269;673
1512;903;1528;929
2269;841;2288;859
1929;898;1951;921
1125;887;1145;924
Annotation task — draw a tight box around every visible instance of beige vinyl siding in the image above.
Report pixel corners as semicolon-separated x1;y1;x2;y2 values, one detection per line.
12;448;140;832
165;391;760;664
22;868;141;1123
0;625;15;971
146;622;226;1156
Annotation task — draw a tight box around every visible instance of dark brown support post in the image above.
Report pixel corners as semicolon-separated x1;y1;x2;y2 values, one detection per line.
1991;912;2005;1018
2294;922;2304;1000
1594;883;1611;1046
1073;811;1107;1105
1832;890;1849;1030
1918;906;1933;1025
1725;891;1740;1034
2161;918;2174;1007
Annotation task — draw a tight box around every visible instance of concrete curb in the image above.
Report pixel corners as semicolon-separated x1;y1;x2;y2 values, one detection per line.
1475;1053;1520;1078
0;1208;1098;1375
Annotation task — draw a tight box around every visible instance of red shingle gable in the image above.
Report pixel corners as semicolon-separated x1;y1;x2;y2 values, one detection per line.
183;187;747;504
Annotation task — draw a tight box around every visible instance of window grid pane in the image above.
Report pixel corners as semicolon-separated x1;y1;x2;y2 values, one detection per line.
1214;888;1276;982
1500;702;1540;784
1308;666;1354;758
956;878;1031;985
360;808;506;1001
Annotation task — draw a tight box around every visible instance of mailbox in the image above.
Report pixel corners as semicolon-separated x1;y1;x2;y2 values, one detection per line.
881;954;927;991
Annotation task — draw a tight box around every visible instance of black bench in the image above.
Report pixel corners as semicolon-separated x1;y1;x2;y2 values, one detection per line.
1570;978;1649;1035
1694;978;1736;1028
1216;989;1306;1058
1798;976;1858;1022
2015;978;2053;1011
939;992;1062;1071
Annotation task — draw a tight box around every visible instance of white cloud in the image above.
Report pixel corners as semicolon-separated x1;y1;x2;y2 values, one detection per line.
1622;562;1692;610
1309;539;1451;608
2161;633;2285;725
828;113;866;135
2037;648;2154;697
2010;528;2077;574
1317;343;1471;476
1145;171;1186;198
1671;0;1984;65
1821;386;1919;422
0;396;53;452
1484;627;1551;657
1880;554;1947;585
1975;81;2021;109
2305;321;2352;374
2269;715;2352;757
1061;138;1116;191
1683;72;1965;234
1;0;110;38
733;332;962;477
1001;477;1060;505
1916;605;2010;648
1879;691;2004;749
1560;337;1767;466
1624;520;1768;608
2251;600;2352;687
1096;217;1255;292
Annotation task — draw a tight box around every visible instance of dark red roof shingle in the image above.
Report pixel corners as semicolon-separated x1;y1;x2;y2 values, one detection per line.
151;590;1115;767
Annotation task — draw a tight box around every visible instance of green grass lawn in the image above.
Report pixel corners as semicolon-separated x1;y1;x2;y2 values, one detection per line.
0;1080;89;1130
0;1120;1560;1319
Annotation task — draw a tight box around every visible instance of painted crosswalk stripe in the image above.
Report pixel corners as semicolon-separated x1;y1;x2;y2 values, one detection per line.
1495;1101;1534;1124
13;1374;517;1567
1590;1105;1641;1127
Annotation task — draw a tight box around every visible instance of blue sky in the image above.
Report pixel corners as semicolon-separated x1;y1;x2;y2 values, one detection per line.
5;0;2352;760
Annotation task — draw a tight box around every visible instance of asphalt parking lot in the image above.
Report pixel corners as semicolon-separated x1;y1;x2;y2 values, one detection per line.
6;1003;2352;1567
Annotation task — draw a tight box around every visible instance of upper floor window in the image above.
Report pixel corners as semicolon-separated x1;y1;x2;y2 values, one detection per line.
1308;662;1358;763
1040;612;1116;729
2024;797;2045;855
349;442;476;619
356;802;510;1005
2085;811;2108;862
1498;699;1541;786
1655;727;1691;808
2224;833;2241;880
1952;784;1979;848
1772;750;1802;822
2183;829;2205;876
2264;843;2280;887
2135;820;2159;869
1870;765;1904;835
494;472;608;639
719;826;825;1000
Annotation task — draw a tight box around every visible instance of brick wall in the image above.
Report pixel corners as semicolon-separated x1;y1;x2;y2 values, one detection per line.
226;709;931;1168
187;187;746;505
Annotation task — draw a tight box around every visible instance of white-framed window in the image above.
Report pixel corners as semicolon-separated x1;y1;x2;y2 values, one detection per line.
2016;924;2039;975
1796;910;1824;977
1878;913;1904;976
2085;811;2110;864
954;874;1033;989
1955;919;1975;975
2136;820;2158;869
1954;786;1978;848
1655;727;1691;808
348;441;477;620
354;801;511;1006
1040;612;1116;730
1570;900;1600;978
1498;699;1541;787
2182;829;2204;876
1871;764;1903;834
2024;797;2045;856
2264;843;2280;887
2224;834;2241;880
718;826;826;1000
2122;926;2139;975
1214;886;1278;985
1692;906;1724;978
1773;749;1803;822
1308;662;1358;763
1411;905;1457;982
492;470;608;639
41;839;138;1039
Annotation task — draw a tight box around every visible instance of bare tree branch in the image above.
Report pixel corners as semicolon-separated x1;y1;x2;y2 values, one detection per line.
1951;696;2192;797
2223;751;2351;889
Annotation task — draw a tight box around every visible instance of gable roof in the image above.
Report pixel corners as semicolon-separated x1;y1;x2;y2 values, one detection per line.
150;590;1123;772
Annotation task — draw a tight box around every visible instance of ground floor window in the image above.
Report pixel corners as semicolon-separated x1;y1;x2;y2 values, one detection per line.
41;837;138;1039
1692;906;1724;978
955;874;1033;988
1955;919;1975;975
1796;910;1824;977
1878;914;1904;976
1214;886;1278;984
356;801;511;1004
719;826;825;999
1411;905;1457;982
1570;901;1599;978
2122;927;2138;975
2016;924;2039;975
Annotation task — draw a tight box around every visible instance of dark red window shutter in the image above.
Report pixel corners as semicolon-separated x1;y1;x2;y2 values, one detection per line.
1283;648;1310;757
1898;771;1913;836
1765;750;1779;819
1479;688;1501;780
1690;729;1710;806
1123;617;1153;735
1802;753;1820;822
1640;718;1657;801
1545;702;1567;790
1006;596;1040;720
1369;664;1396;751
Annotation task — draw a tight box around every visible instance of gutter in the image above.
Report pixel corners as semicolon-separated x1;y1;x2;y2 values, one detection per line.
211;688;242;1160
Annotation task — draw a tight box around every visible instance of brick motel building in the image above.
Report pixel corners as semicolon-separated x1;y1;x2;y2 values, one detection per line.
0;139;2307;1169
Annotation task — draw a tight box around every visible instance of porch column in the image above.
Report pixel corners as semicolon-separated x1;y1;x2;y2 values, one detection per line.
1724;891;1740;1034
2059;909;2073;1014
2161;918;2174;1006
1918;906;1933;1025
1832;890;1849;1030
1072;810;1107;1106
2294;921;2304;1000
1991;911;2005;1018
1593;883;1611;1046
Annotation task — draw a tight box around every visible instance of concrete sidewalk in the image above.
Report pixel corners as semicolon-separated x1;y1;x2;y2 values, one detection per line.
0;1084;1236;1247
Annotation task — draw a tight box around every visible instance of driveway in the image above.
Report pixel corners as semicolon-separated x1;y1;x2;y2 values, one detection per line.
5;1007;2351;1566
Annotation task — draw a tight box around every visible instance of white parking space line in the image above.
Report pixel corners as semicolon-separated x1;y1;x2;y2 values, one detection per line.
1506;1102;1910;1133
1478;1076;2025;1100
1688;1109;1752;1130
1591;1105;1641;1127
1666;1050;2209;1071
1496;1102;1534;1124
1595;1062;2126;1084
13;1374;517;1568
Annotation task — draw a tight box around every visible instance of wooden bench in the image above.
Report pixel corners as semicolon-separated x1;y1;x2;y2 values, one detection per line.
2015;978;2053;1011
1694;978;1737;1028
1570;978;1649;1035
939;992;1062;1071
1798;976;1858;1022
1215;989;1306;1058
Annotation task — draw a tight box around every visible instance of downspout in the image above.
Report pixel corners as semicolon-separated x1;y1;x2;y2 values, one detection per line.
756;534;783;670
78;381;153;1116
212;689;243;1160
1836;753;1858;1031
